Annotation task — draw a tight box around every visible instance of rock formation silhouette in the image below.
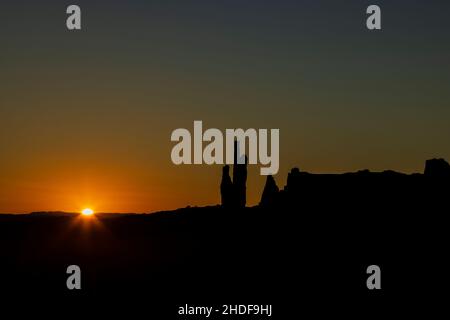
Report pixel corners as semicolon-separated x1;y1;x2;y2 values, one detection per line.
220;141;248;208
228;158;450;208
278;158;450;207
220;165;233;207
285;167;301;194
2;157;449;301
259;175;279;207
424;158;450;177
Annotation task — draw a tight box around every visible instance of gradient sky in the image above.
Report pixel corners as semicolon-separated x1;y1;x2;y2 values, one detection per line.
1;0;449;213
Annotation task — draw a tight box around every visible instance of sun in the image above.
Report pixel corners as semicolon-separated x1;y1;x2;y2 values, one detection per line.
81;208;94;216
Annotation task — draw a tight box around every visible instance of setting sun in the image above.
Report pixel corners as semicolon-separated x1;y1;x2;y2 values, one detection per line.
81;208;94;216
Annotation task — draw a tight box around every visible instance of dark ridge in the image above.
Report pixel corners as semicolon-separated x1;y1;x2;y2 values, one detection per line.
0;158;448;309
259;158;450;208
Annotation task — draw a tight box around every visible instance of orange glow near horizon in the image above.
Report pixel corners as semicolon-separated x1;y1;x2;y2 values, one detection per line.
0;158;228;214
1;1;450;215
81;208;94;216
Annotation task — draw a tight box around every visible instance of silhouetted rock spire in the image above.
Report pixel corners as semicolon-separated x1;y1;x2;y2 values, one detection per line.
220;165;233;207
260;175;279;207
220;140;248;208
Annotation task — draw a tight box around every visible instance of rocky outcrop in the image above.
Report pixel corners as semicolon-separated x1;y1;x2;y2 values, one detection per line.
285;167;301;193
220;141;248;208
222;158;449;209
424;158;450;177
259;175;279;207
220;165;233;207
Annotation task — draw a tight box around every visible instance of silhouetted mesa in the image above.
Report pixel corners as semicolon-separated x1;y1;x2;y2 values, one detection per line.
258;158;450;208
424;158;450;177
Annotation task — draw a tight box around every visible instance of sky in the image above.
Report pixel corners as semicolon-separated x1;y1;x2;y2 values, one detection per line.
1;0;449;213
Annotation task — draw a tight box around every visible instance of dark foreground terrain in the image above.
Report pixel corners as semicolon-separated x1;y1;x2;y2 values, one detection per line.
0;169;448;316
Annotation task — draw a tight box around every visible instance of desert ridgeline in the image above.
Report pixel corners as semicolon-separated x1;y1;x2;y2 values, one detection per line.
0;157;448;313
